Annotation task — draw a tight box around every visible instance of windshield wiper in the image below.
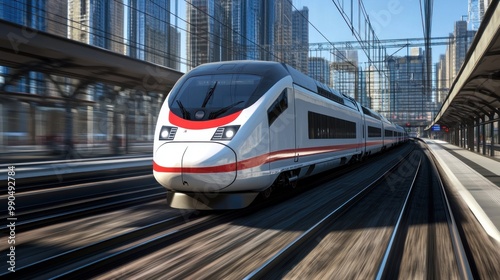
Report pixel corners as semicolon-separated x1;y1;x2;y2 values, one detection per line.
209;101;244;119
201;81;218;108
176;100;191;119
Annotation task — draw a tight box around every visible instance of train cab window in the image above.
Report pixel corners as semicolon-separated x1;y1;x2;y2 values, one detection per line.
169;74;262;120
267;89;288;126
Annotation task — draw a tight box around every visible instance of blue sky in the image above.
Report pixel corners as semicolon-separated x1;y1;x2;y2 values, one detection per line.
296;0;469;63
299;0;469;41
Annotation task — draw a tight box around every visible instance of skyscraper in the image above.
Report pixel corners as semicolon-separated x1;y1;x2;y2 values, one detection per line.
68;0;124;54
186;0;308;69
291;6;308;74
128;0;179;67
0;0;62;30
308;57;330;85
186;0;227;69
367;64;384;114
468;0;492;30
46;0;68;37
385;47;439;124
259;0;275;61
331;50;358;99
435;54;448;104
442;20;476;89
269;0;291;64
0;0;67;93
231;0;261;60
357;67;369;108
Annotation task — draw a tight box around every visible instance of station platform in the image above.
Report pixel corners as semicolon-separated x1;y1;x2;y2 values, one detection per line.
424;139;500;242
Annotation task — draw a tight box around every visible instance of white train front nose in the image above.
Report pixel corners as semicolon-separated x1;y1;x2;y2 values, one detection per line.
154;142;237;192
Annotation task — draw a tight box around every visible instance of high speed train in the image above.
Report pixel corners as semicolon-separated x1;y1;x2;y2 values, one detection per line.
153;61;407;210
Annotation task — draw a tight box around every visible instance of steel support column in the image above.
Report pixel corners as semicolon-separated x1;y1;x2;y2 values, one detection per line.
0;103;3;151
463;125;466;147
468;121;475;151
461;125;465;148
476;117;480;153
498;118;500;148
490;113;495;157
481;116;486;155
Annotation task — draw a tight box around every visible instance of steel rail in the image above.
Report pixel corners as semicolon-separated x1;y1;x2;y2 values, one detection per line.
375;156;422;279
0;215;190;279
48;203;266;278
428;149;474;280
244;148;416;280
1;186;164;232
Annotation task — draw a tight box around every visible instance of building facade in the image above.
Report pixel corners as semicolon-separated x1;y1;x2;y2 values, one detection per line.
186;0;308;69
290;6;308;73
439;20;476;91
435;54;448;104
385;47;440;126
308;57;330;85
468;0;493;30
331;50;358;99
186;0;227;69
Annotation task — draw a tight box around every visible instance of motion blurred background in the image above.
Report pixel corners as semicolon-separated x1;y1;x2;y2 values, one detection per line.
1;0;495;161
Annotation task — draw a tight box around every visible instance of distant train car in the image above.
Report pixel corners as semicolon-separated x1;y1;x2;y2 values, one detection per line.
360;106;385;155
153;61;405;209
408;132;419;138
394;124;407;144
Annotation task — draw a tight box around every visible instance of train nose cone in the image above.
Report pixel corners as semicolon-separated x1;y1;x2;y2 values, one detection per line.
154;142;237;191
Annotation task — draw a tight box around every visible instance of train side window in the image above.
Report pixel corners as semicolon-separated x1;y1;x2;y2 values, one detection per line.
368;126;382;137
267;89;288;126
308;111;356;139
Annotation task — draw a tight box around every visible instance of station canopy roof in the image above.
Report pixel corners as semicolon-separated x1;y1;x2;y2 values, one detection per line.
430;1;500;128
0;19;183;94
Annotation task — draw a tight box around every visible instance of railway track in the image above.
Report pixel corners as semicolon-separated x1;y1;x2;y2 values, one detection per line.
246;142;475;279
0;175;165;232
0;144;413;278
245;147;420;279
1;156;152;192
3;213;208;279
376;140;473;279
3;142;495;278
76;145;417;279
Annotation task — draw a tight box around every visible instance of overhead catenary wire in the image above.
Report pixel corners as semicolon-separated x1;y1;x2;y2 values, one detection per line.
286;0;358;69
11;0;384;75
328;0;385;75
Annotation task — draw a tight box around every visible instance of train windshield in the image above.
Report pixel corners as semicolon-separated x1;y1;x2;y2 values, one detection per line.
170;74;262;120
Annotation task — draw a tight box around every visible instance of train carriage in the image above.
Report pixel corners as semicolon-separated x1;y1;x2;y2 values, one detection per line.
361;106;385;156
153;61;404;209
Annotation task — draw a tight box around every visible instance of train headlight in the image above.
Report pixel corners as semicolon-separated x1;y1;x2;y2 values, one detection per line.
160;129;169;139
159;126;178;140
225;129;235;139
211;125;240;141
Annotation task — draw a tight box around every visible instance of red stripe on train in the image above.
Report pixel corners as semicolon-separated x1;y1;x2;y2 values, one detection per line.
154;143;364;174
168;111;242;129
153;161;236;173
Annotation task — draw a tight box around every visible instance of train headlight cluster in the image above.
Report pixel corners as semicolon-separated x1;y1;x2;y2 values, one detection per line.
211;125;240;140
159;126;178;140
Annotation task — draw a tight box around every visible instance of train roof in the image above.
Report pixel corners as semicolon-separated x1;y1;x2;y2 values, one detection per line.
186;60;359;111
187;60;289;80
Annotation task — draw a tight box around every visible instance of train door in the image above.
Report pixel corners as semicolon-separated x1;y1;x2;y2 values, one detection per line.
268;87;296;172
381;123;386;150
360;113;367;157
